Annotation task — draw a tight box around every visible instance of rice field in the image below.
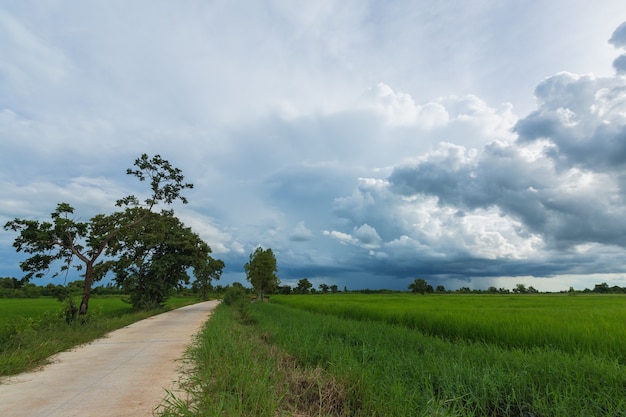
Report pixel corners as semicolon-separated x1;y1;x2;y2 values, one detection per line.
161;294;626;416
270;293;626;360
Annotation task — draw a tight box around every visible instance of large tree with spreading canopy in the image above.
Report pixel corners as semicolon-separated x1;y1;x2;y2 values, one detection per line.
4;154;196;315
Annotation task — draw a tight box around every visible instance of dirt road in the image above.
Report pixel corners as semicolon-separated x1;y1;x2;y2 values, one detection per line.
0;300;219;417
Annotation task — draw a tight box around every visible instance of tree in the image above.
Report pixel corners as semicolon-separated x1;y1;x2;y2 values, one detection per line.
319;283;329;293
193;255;225;300
513;283;528;294
295;278;313;294
4;154;192;315
244;247;279;300
408;278;433;295
277;285;292;295
102;211;216;309
593;282;610;293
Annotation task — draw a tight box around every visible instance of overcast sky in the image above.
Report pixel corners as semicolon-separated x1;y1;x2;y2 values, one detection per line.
2;1;626;292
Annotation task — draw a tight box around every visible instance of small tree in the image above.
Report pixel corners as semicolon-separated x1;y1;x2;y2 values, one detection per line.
409;278;433;295
244;247;279;300
593;282;610;293
295;278;313;294
277;285;292;295
513;283;528;294
193;255;225;300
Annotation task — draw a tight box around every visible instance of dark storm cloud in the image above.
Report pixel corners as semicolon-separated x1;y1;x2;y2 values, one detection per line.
515;73;626;171
389;140;626;250
331;28;626;282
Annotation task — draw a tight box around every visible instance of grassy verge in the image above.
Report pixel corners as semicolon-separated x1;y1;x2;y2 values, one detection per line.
162;301;626;416
159;304;349;417
0;296;201;377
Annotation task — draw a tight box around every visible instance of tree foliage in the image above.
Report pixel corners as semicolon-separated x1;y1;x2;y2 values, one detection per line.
409;278;433;295
244;247;279;300
295;278;313;294
3;154;196;315
193;255;225;300
100;211;219;309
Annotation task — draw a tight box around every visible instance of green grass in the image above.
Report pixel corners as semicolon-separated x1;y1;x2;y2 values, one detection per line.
271;293;626;360
0;297;131;325
0;296;202;377
161;295;626;416
159;304;348;417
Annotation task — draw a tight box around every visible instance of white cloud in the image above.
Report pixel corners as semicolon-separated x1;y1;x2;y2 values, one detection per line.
359;83;422;126
0;9;70;89
323;230;355;245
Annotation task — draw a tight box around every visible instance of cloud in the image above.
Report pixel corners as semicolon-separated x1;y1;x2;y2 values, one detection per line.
609;21;626;49
0;9;70;95
289;221;314;242
323;224;382;249
614;54;626;74
358;83;449;127
3;6;626;291
515;72;626;171
353;224;381;247
319;25;626;283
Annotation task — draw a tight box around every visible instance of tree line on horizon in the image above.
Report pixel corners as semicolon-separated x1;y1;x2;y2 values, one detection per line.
2;274;624;300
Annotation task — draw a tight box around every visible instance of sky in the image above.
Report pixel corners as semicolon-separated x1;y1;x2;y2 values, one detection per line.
2;1;626;292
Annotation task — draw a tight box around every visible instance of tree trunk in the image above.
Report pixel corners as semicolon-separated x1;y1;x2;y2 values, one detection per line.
79;262;94;315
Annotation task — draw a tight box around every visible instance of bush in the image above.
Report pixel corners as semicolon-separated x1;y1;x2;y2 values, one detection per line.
223;286;248;307
223;286;254;323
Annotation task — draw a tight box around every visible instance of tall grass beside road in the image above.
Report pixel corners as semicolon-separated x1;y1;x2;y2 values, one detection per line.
163;300;626;416
0;296;201;377
160;304;348;417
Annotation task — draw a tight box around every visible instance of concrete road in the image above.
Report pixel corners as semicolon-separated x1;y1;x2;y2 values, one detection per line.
0;300;219;417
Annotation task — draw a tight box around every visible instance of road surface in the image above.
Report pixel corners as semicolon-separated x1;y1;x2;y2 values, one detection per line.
0;300;219;417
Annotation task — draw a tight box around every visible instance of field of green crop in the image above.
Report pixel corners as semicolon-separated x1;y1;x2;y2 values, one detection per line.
0;296;199;326
0;297;132;326
271;293;626;360
161;293;626;416
0;296;200;377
